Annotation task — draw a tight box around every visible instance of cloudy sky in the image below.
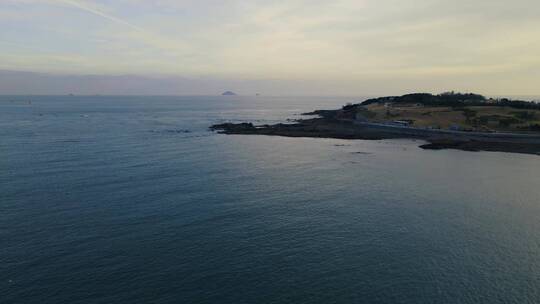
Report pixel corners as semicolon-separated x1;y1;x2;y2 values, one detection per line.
1;0;539;95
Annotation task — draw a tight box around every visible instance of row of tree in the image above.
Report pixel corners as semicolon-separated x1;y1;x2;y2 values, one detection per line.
360;92;540;110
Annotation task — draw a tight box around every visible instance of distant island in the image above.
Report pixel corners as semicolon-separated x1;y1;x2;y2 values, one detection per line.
222;91;237;96
211;92;540;155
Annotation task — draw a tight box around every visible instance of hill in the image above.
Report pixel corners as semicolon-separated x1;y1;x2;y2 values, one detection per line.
348;92;540;132
360;92;540;110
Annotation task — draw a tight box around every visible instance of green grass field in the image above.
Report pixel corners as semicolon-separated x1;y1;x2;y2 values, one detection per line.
364;104;540;132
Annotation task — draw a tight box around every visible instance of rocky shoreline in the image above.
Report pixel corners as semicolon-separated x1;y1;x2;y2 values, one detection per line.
210;110;540;156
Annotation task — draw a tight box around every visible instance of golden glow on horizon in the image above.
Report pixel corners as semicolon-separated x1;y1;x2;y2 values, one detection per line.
1;0;540;94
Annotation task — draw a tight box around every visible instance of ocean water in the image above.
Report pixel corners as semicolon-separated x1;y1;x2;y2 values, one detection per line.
2;95;540;304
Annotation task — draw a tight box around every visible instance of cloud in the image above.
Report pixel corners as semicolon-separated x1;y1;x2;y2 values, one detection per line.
55;0;145;32
1;0;539;94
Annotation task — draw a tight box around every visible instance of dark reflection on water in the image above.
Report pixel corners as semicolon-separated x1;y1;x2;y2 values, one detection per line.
2;96;540;304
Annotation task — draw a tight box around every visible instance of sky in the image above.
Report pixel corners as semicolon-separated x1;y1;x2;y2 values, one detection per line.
1;0;539;95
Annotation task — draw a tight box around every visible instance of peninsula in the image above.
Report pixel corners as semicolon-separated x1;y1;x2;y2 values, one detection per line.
211;93;540;155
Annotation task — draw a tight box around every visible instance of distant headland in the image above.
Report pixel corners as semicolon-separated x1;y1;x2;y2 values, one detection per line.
221;91;237;96
211;92;540;155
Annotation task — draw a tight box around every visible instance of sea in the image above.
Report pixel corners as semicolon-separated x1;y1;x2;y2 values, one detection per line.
2;95;539;304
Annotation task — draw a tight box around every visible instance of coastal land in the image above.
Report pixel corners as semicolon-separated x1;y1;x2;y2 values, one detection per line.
211;93;540;155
